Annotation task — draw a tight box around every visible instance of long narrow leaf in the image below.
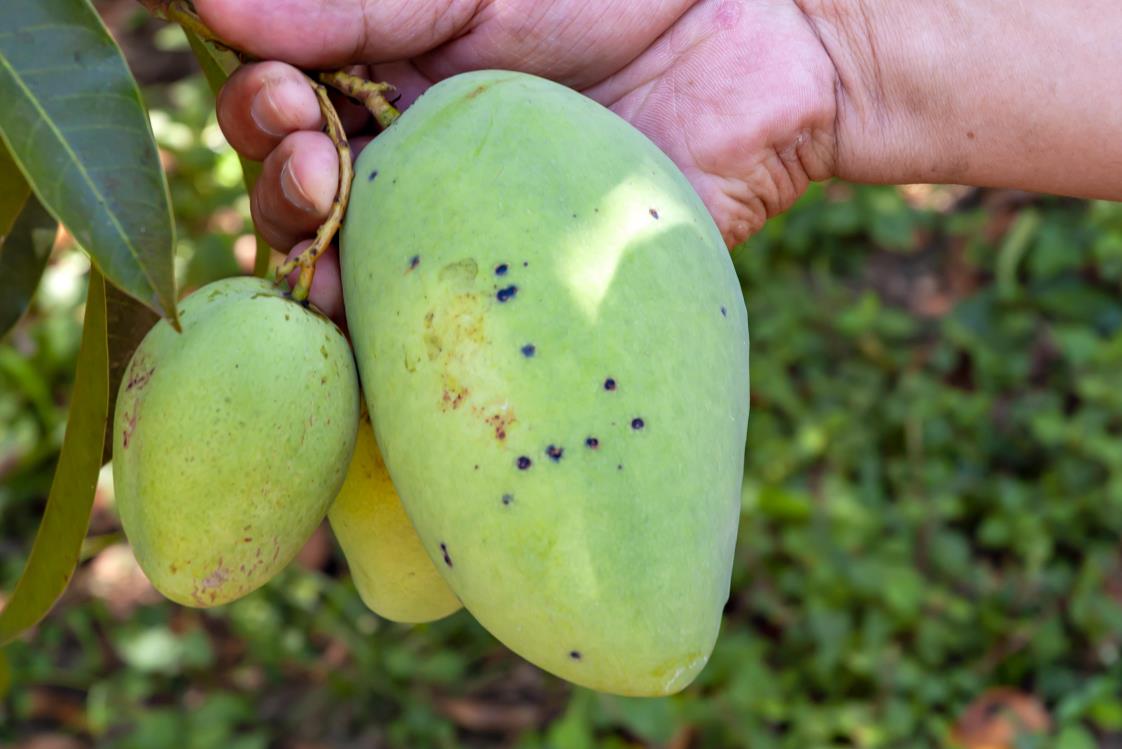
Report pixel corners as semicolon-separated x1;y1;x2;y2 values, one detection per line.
102;282;159;464
0;268;109;645
0;141;32;240
0;648;10;699
0;0;179;327
0;194;57;338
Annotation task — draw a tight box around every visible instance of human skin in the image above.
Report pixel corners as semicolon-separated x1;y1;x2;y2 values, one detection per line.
198;0;1122;321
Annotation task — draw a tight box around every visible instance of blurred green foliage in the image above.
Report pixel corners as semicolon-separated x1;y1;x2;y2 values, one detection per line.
3;61;1122;749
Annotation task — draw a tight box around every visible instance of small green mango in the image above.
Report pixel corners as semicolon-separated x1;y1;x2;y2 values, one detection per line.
113;276;359;607
341;71;749;695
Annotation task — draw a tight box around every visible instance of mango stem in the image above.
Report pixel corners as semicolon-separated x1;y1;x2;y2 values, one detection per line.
141;0;251;63
318;71;401;130
273;81;353;302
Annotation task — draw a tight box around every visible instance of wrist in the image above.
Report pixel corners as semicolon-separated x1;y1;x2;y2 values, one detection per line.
797;0;1122;200
795;0;952;186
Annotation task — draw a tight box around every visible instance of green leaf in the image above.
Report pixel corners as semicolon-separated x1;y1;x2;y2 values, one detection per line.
0;140;31;240
545;690;596;749
0;648;10;699
182;27;240;83
183;29;272;277
0;0;179;327
0;267;109;645
997;209;1041;300
0;193;57;338
1055;725;1098;749
102;280;159;464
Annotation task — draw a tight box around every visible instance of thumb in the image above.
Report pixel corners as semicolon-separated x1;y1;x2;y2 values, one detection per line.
195;0;477;69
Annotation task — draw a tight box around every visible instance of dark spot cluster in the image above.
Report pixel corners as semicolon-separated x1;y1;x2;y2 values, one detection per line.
496;285;518;303
440;542;453;567
504;373;645;480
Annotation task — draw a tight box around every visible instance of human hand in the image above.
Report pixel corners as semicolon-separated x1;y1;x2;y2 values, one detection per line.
198;0;840;319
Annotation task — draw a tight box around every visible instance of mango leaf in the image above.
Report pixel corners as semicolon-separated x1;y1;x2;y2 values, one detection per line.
102;281;159;464
0;0;179;328
0;648;9;698
0;140;32;240
0;268;109;645
184;29;272;277
0;194;57;338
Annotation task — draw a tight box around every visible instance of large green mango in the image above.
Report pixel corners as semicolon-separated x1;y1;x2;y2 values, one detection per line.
113;276;359;607
341;71;749;695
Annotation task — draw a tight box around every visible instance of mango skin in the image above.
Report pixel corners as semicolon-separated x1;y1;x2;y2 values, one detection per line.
113;276;359;607
328;412;462;623
341;71;749;695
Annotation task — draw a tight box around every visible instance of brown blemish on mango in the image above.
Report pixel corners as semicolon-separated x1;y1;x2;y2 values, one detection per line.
484;409;517;441
438;258;478;284
202;560;229;589
403;345;418;373
125;365;155;392
121;408;138;449
423;292;488;411
423;312;441;361
441;384;469;411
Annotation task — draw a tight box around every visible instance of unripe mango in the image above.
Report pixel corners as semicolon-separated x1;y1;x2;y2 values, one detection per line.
341;70;749;695
329;411;461;623
113;276;359;607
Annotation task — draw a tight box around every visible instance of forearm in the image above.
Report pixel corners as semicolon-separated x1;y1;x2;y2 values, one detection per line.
802;0;1122;200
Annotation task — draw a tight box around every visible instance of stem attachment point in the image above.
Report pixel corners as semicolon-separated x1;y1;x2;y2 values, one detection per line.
274;79;353;302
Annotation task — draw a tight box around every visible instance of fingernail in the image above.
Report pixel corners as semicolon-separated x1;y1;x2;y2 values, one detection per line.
251;80;288;138
280;158;316;213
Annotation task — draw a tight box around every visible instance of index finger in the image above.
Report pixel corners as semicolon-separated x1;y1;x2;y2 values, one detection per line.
217;61;323;161
196;0;480;69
